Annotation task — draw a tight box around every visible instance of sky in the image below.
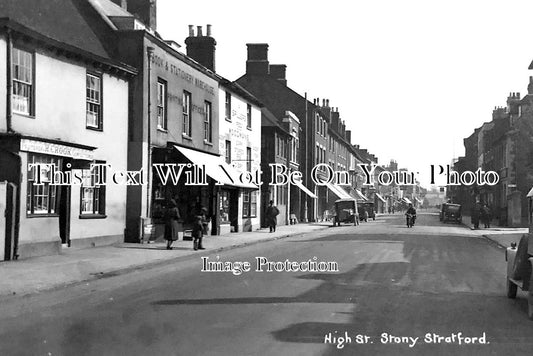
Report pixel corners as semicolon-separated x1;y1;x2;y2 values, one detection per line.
157;0;533;188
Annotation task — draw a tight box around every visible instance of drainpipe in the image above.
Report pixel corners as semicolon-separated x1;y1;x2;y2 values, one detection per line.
303;92;308;222
287;136;291;225
6;28;12;132
145;46;155;221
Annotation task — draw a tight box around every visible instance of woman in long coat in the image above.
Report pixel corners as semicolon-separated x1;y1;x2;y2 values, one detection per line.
165;199;181;250
265;200;279;232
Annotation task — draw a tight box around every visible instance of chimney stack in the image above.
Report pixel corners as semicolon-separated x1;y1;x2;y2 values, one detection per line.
246;43;269;76
127;0;157;30
269;64;287;86
185;24;217;71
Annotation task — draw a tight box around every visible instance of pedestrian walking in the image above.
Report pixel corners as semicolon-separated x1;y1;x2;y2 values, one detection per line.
199;207;210;235
471;202;481;229
265;200;279;232
164;199;182;250
481;204;491;228
192;215;205;250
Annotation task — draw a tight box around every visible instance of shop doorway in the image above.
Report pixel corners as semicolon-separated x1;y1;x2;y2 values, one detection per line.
58;159;71;246
0;182;17;261
229;189;239;232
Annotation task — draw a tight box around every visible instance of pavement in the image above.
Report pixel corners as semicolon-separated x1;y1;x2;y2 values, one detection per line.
460;213;529;249
0;222;332;298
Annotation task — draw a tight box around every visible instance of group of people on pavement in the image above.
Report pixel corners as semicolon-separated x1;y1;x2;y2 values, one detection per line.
471;202;492;229
164;198;209;251
164;199;281;250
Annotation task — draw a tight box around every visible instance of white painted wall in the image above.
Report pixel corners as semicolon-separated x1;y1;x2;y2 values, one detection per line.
0;36;7;133
11;49;129;245
218;87;261;231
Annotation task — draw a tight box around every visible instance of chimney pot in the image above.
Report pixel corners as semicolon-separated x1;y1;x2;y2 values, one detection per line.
185;24;217;71
322;99;325;106
326;99;329;107
206;24;212;37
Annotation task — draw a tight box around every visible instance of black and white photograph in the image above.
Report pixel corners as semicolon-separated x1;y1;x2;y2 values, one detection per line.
1;0;533;354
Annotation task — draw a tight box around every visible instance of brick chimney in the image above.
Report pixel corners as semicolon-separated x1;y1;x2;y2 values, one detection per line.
110;0;127;9
506;92;521;115
127;0;157;30
185;25;217;71
346;130;352;143
246;44;269;76
269;64;286;85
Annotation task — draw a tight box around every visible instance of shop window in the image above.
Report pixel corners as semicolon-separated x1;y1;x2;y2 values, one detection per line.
26;154;61;216
204;100;212;142
12;47;34;115
219;190;230;223
243;190;257;218
157;79;167;130
80;164;106;216
182;90;191;136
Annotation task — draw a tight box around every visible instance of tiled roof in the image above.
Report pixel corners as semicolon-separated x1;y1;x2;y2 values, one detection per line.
0;0;111;59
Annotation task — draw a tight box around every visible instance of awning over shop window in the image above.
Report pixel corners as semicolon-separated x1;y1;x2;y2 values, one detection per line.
375;193;386;203
415;197;423;204
527;187;533;197
354;189;369;201
173;145;258;189
402;197;412;204
324;182;352;200
293;179;318;199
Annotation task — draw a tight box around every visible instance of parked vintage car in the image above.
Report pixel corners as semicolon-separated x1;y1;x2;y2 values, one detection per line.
357;202;376;222
332;199;359;226
506;234;533;320
440;203;462;223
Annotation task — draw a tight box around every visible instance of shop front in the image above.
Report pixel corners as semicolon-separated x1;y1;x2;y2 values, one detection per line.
150;144;257;239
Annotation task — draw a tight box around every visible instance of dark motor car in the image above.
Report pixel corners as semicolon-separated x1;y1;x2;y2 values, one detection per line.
333;199;359;226
440;203;462;223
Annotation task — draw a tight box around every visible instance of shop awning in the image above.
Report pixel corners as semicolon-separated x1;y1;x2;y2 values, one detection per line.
415;197;423;204
375;193;386;203
402;197;412;204
354;189;368;201
527;187;533;198
173;145;258;189
293;179;317;199
324;182;352;200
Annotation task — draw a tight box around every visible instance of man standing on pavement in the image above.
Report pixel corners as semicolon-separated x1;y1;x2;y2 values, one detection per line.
481;204;492;228
471;202;481;229
266;200;279;233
